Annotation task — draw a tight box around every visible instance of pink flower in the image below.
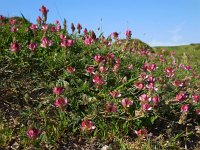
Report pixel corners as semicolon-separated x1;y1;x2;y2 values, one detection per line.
85;66;95;74
99;66;107;73
134;82;144;90
165;67;175;78
121;98;133;108
39;5;49;16
125;29;132;38
105;103;117;113
53;86;64;95
192;94;199;103
147;63;157;72
9;18;16;26
112;64;120;73
110;91;121;98
66;66;75;73
10;27;18;32
92;75;105;86
128;64;134;70
30;24;38;31
10;42;21;53
28;43;37;52
54;97;67;108
40;37;53;48
80;120;96;132
147;76;156;83
181;104;189;113
94;54;102;64
36;16;42;25
27;128;41;139
184;65;192;71
42;24;49;31
84;37;93;45
142;103;152;111
61;39;74;47
172;79;184;87
176;92;188;102
152;96;160;105
134;128;147;137
59;34;67;40
139;94;149;103
112;32;119;39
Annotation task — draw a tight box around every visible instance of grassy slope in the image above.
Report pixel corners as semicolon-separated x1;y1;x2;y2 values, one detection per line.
154;44;200;72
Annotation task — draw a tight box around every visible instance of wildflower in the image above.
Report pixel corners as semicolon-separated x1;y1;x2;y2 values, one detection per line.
59;34;67;40
40;37;53;48
152;96;160;106
112;32;119;39
54;97;67;108
128;64;134;70
85;66;95;74
105;103;117;113
77;23;82;34
39;5;49;22
142;103;152;111
165;67;175;78
125;29;132;38
147;76;156;83
9;18;16;26
121;98;133;108
134;128;147;137
172;79;184;87
92;74;105;86
176;92;188;102
28;43;37;52
192;94;199;103
99;66;107;73
30;24;38;31
61;39;74;48
84;37;93;45
110;91;121;98
94;54;102;64
27;128;41;139
66;66;75;73
71;23;75;32
113;64;120;73
42;24;49;31
36;16;42;25
139;94;149;103
147;63;157;72
134;82;144;90
181;104;189;113
10;27;18;32
53;86;64;95
10;41;21;53
80;119;96;132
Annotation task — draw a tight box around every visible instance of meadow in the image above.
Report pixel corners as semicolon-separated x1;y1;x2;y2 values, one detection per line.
0;6;199;149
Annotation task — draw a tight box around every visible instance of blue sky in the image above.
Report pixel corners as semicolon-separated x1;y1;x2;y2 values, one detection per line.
1;0;200;46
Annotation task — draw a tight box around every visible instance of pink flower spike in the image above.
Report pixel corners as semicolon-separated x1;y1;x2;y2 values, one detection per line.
139;94;149;103
85;66;95;74
125;29;132;38
39;5;49;15
181;104;189;113
54;97;67;108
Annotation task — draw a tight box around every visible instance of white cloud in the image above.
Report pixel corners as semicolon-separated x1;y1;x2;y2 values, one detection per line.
149;40;185;47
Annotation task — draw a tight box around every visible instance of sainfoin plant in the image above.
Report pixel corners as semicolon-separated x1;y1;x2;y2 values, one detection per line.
0;5;199;149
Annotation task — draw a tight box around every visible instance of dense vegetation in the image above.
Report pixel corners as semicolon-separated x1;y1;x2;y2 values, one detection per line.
0;6;199;149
